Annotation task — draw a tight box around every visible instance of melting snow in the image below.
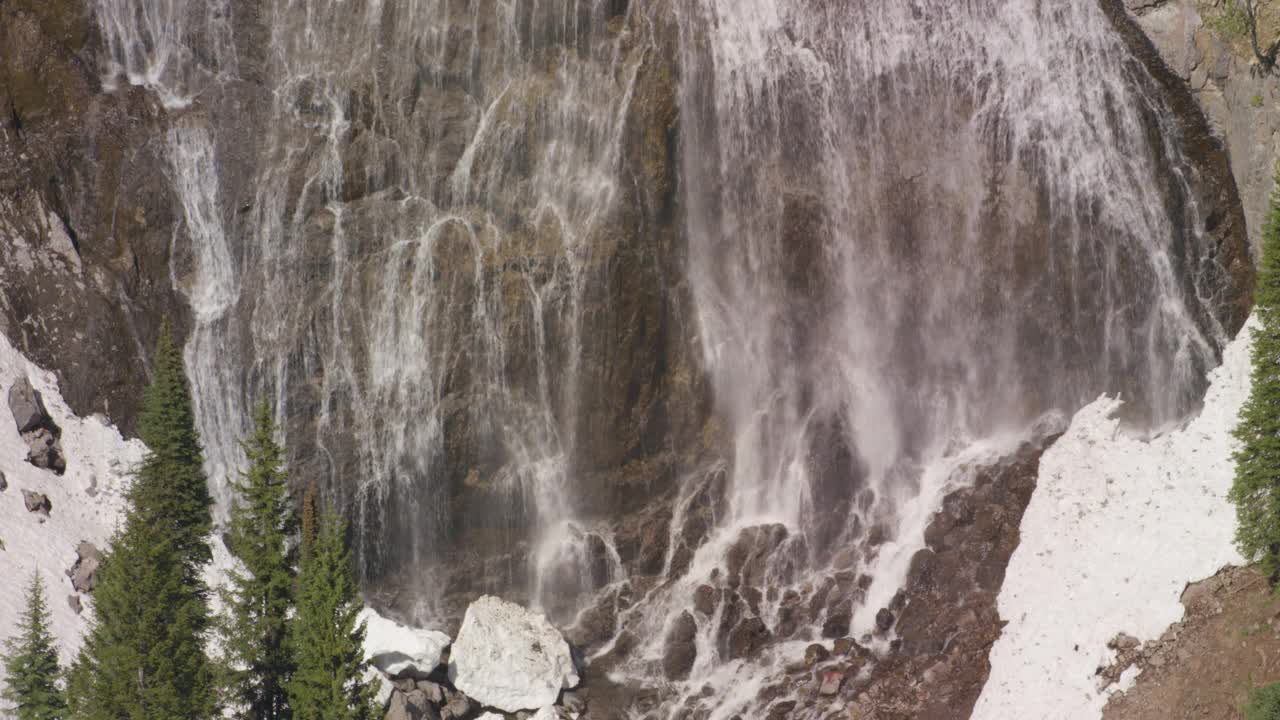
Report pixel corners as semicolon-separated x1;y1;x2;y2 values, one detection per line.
973;316;1254;720
0;331;145;678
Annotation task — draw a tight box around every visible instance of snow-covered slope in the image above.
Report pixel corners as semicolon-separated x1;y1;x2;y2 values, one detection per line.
0;331;144;674
973;317;1254;719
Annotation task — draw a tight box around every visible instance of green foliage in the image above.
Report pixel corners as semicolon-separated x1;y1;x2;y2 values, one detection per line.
300;481;318;565
2;573;66;720
1233;168;1280;580
1255;94;1268;108
67;323;217;720
288;513;378;720
220;400;297;720
1245;681;1280;720
1211;0;1254;38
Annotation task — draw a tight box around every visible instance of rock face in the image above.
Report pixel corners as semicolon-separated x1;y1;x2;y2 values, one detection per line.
0;0;189;434
7;376;65;474
362;608;451;680
67;541;102;594
1118;0;1280;258
447;596;579;713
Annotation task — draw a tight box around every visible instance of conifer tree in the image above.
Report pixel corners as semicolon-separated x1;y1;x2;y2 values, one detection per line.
68;323;217;720
2;573;66;720
300;481;318;564
288;512;377;720
1233;167;1280;580
221;400;297;719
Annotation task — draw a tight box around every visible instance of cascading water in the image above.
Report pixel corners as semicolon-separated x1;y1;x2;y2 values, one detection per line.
91;0;1245;717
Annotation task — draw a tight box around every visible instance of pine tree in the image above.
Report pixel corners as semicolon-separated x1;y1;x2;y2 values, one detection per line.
68;323;217;720
1232;167;1280;580
288;513;377;720
300;481;318;565
2;573;66;720
221;400;297;720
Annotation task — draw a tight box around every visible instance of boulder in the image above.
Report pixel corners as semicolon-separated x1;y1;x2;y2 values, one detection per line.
68;542;103;593
8;376;49;433
0;470;7;491
8;378;65;475
448;596;579;712
818;670;842;696
362;608;452;679
68;594;82;614
875;608;895;633
662;611;698;680
385;687;440;720
438;688;472;720
22;490;51;517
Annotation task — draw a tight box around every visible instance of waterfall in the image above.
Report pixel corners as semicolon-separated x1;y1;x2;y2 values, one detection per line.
92;0;1243;716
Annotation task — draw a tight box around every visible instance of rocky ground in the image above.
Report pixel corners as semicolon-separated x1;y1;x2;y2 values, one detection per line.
1104;566;1280;720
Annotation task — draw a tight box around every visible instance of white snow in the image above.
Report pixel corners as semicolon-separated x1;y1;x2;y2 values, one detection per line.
972;316;1254;720
361;607;451;679
448;595;579;712
0;331;146;677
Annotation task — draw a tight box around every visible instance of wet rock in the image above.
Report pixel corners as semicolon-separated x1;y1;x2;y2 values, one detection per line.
875;607;895;633
804;643;830;667
68;542;102;593
448;596;578;712
817;670;843;696
693;584;717;616
0;470;6;491
663;611;698;680
22;490;50;517
821;601;852;639
67;594;81;615
727;617;771;660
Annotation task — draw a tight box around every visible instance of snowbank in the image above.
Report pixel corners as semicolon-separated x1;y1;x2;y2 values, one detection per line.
448;596;579;712
972;317;1254;719
0;332;145;676
361;607;451;679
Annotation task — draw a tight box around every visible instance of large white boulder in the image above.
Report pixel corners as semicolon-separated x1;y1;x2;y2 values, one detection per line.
361;608;452;679
448;596;579;712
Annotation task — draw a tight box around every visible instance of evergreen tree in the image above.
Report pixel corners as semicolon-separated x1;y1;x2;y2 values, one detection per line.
221;400;297;720
2;573;66;720
68;323;217;720
288;513;377;720
1233;167;1280;580
300;481;318;564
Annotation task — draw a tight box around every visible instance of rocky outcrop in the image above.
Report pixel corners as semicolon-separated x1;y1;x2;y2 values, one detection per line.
447;596;579;713
8;375;65;474
1114;0;1279;257
1103;566;1279;720
67;541;101;594
0;0;190;435
1099;0;1256;334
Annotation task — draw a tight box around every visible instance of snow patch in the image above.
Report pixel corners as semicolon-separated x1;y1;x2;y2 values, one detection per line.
361;607;451;679
448;596;579;712
0;331;145;677
972;316;1254;720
